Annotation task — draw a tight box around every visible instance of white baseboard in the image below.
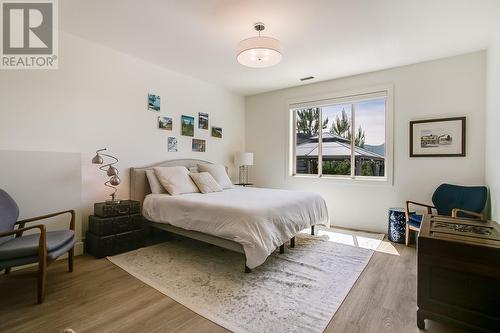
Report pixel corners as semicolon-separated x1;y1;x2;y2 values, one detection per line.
74;241;84;256
8;241;85;272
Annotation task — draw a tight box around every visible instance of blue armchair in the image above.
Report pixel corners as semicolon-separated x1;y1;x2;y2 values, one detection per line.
0;189;76;304
405;183;488;246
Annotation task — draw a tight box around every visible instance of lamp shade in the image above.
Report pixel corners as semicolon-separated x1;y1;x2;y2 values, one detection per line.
237;36;282;68
91;154;103;164
107;165;118;177
234;152;254;166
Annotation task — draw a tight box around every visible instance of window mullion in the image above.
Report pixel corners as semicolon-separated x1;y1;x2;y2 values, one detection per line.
318;107;323;177
292;110;297;176
351;103;356;178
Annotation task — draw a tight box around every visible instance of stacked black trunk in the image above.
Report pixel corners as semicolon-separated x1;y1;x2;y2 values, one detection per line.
85;200;145;258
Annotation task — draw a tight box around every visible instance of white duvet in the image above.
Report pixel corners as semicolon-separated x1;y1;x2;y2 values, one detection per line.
142;187;329;268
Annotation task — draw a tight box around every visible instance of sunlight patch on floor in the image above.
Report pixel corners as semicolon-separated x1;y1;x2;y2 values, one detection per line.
375;240;400;255
300;227;400;255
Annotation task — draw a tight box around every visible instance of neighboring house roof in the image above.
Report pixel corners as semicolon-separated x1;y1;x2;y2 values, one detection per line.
296;133;314;145
296;132;384;159
309;132;350;143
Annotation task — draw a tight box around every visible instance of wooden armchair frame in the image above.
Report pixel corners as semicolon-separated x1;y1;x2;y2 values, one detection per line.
451;208;484;220
404;201;485;246
405;201;435;246
0;209;75;304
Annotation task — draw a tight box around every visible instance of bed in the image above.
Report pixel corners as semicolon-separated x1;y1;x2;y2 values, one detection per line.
130;159;329;271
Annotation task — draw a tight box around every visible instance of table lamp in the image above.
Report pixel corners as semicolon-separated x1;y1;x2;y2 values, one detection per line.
91;148;121;203
234;152;254;184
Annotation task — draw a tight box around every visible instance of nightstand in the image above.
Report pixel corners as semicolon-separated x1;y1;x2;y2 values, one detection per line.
85;200;145;258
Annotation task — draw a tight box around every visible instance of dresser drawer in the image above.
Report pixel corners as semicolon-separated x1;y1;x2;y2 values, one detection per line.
88;214;143;236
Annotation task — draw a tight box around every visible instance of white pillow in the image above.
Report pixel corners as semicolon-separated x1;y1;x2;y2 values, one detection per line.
197;164;233;189
154;166;200;196
146;169;167;194
190;172;223;194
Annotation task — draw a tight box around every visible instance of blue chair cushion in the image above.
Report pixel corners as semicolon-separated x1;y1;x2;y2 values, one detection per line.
0;189;20;245
0;230;75;260
408;214;424;229
0;237;75;269
432;184;487;216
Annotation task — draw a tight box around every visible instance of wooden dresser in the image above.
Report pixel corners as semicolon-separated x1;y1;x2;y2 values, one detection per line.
417;215;500;332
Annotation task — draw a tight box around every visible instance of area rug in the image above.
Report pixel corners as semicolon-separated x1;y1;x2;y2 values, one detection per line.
108;228;383;333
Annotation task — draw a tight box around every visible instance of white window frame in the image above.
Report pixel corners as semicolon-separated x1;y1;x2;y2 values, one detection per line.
286;84;394;185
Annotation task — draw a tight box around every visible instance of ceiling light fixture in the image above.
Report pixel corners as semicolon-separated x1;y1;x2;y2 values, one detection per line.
237;23;282;68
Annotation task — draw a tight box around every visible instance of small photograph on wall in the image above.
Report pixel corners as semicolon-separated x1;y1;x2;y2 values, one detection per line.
410;117;466;157
181;115;195;136
168;137;178;152
198;112;209;130
148;94;160;112
158;116;172;130
211;126;222;139
192;139;206;152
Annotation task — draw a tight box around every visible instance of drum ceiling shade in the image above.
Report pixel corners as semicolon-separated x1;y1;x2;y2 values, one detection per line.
237;36;282;68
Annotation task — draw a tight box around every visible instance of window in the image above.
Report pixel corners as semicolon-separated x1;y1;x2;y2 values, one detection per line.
290;89;390;181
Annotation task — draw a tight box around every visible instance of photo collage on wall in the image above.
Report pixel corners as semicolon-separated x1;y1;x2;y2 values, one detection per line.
147;93;222;153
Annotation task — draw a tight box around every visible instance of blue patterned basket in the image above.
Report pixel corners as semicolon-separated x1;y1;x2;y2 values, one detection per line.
388;208;414;243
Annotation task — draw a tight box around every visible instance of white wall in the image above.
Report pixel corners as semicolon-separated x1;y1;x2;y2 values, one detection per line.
0;32;246;243
486;28;500;221
246;52;486;233
0;150;83;252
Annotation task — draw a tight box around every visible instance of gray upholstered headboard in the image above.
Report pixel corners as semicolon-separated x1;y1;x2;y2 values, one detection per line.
130;158;216;204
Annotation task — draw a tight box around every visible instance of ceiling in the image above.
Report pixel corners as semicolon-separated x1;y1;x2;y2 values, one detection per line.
60;0;500;96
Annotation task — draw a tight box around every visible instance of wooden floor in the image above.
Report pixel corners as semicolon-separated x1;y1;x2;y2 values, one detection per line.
0;238;463;333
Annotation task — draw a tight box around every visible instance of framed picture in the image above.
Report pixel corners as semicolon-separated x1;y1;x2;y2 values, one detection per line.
410;117;466;157
198;112;208;130
148;93;160;112
192;139;206;152
168;137;178;152
158;116;172;130
211;126;222;139
181;115;195;136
